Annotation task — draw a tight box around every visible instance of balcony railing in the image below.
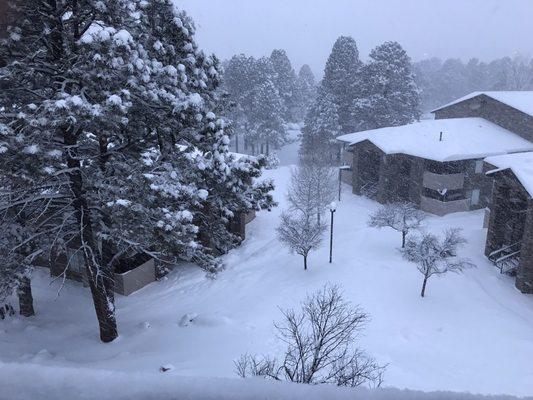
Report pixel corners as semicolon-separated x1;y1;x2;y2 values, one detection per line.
423;171;465;191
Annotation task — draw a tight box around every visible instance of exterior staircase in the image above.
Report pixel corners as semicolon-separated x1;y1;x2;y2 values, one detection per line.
361;181;379;199
488;243;521;275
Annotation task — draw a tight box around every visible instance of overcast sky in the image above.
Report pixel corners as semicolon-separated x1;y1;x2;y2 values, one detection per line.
176;0;533;77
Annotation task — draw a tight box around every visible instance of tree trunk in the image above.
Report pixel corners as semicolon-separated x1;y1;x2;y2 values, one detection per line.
235;133;239;153
420;274;429;298
98;136;116;305
266;140;270;156
18;276;34;317
303;254;308;270
64;127;118;343
402;230;407;248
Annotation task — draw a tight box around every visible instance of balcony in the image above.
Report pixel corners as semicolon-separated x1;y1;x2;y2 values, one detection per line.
420;196;470;216
423;171;464;191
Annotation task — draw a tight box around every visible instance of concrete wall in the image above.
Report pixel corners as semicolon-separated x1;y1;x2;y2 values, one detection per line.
244;210;256;224
420;196;470;216
114;259;156;296
434;94;533;142
423;171;464;191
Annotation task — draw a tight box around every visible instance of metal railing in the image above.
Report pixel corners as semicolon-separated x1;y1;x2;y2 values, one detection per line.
488;242;521;275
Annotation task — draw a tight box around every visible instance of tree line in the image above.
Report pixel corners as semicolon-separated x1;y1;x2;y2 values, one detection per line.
223;51;316;155
414;55;533;112
300;37;421;165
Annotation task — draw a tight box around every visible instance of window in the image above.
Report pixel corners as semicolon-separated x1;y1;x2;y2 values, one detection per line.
423;187;465;202
474;160;483;174
471;189;480;205
469;101;481;110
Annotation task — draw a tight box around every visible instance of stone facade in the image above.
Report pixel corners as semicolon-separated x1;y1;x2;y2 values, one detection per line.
49;251;158;296
0;2;7;37
484;169;533;293
341;139;489;215
340;92;528;216
434;94;533;142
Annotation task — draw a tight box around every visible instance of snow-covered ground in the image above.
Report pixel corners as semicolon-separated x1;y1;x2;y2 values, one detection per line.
277;124;302;166
1;165;533;397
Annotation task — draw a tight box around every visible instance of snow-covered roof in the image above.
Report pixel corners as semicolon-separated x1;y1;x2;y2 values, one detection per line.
485;152;533;197
432;91;533;117
336;118;533;162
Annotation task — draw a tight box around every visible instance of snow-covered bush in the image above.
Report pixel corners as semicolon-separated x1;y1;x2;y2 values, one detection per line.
236;284;385;388
265;153;280;169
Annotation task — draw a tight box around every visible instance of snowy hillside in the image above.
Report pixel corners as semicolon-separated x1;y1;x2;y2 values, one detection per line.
1;167;533;397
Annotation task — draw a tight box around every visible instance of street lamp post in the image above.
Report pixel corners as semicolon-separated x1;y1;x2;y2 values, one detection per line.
338;165;350;202
338;168;342;202
329;202;337;264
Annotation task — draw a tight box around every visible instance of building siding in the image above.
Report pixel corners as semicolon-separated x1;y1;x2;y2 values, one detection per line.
434;94;533;142
484;169;533;293
340;143;488;215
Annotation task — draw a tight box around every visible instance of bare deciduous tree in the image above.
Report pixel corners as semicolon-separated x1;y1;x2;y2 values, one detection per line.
287;165;336;224
287;166;317;218
235;285;385;388
277;211;326;270
401;228;474;297
368;203;425;248
311;165;337;224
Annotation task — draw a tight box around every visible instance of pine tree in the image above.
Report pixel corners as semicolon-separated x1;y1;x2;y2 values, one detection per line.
270;49;298;121
412;57;444;111
0;0;275;342
353;41;420;130
294;64;317;121
300;87;340;165
223;54;258;151
223;55;286;154
323;36;362;133
249;79;286;155
0;0;149;342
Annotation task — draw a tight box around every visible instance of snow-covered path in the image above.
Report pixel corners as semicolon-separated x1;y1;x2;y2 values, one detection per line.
1;166;533;396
